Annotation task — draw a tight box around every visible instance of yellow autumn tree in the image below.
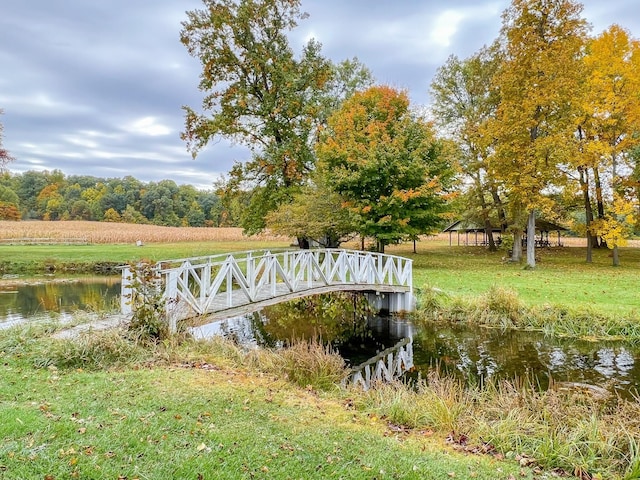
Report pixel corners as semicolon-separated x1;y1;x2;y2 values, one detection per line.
488;0;589;267
579;25;640;265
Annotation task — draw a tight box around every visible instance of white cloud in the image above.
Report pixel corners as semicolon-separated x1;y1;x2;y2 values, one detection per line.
127;116;172;137
429;10;466;47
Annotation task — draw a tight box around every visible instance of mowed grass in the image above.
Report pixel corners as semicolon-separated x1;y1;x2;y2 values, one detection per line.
384;240;640;318
0;327;530;480
1;220;638;318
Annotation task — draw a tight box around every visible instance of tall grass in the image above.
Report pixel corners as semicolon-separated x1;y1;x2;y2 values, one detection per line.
352;370;640;478
246;339;346;391
416;283;640;341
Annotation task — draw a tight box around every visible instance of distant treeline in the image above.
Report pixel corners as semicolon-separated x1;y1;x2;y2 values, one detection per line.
0;169;228;227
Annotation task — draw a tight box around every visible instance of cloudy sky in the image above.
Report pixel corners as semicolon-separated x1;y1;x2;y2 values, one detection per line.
1;1;639;190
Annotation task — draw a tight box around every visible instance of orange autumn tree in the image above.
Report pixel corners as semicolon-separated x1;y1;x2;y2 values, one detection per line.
316;85;454;253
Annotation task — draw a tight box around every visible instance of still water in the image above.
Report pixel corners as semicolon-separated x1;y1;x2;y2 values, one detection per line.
193;312;640;398
0;275;121;327
2;279;639;397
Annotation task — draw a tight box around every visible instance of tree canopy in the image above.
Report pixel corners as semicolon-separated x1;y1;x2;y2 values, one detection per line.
181;0;372;234
316;85;453;252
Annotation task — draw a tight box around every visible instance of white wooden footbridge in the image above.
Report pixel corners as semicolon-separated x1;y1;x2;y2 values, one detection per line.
121;249;414;333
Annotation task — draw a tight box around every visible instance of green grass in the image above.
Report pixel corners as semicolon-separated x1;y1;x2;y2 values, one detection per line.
389;243;640;318
0;325;532;480
3;237;639;321
0;240;290;265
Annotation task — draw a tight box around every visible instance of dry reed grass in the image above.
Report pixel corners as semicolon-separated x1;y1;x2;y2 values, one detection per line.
0;220;285;244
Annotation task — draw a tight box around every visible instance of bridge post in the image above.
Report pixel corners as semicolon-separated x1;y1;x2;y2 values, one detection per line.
120;266;133;315
166;270;179;333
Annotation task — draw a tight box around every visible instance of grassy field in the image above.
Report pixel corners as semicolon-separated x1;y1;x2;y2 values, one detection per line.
0;221;291;270
386;241;640;318
2;222;640;478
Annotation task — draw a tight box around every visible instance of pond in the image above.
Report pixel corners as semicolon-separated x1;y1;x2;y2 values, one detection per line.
0;275;121;327
2;280;639;398
192;310;640;399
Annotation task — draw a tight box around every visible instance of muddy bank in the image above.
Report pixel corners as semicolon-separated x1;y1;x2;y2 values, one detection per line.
0;260;122;276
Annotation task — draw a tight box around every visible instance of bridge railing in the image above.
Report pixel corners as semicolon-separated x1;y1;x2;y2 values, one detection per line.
121;248;413;331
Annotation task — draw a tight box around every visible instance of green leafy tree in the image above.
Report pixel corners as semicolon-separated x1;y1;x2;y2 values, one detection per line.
317;85;453;252
0;184;20;220
181;0;372;234
430;46;504;251
265;176;357;247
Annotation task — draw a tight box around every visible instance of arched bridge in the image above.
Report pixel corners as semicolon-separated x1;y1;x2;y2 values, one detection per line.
121;249;414;333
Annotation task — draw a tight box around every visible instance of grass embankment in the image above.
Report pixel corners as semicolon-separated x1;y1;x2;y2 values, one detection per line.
388;243;640;340
0;323;532;480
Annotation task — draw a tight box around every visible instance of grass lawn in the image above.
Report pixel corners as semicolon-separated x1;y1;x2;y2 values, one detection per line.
0;329;533;480
2;229;639;319
385;241;640;318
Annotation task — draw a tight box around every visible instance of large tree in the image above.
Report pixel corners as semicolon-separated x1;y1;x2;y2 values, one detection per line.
316;85;453;252
181;0;371;234
488;0;589;267
578;25;640;265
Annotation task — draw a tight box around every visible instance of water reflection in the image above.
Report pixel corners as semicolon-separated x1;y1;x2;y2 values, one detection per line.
193;311;640;398
0;276;121;326
3;280;639;399
414;323;640;398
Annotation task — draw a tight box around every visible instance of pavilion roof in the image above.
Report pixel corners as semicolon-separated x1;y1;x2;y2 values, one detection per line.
443;219;568;233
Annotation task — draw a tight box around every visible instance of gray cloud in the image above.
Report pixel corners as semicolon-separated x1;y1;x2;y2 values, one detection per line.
1;0;639;189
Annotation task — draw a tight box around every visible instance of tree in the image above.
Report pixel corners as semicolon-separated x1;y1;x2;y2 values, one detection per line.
316;85;453;252
591;195;637;266
181;0;330;231
0;110;14;171
578;25;640;265
430;46;504;251
103;208;122;223
488;0;588;267
265;176;357;247
181;0;372;234
0;184;20;220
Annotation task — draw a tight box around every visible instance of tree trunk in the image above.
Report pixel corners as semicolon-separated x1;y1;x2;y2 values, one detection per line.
490;185;508;232
526;211;536;268
297;236;310;249
593;166;605;247
511;229;523;262
578;166;594;263
613;245;620;266
475;173;496;252
484;219;496;251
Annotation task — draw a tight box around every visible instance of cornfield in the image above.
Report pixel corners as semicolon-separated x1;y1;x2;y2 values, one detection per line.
0;220;285;244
